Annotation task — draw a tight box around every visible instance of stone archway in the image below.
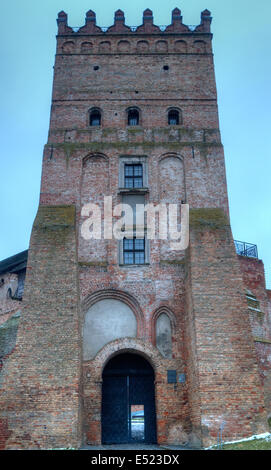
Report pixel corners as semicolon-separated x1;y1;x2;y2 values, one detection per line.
82;337;164;446
102;352;156;444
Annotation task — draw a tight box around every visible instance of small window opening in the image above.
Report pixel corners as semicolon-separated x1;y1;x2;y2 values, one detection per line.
123;237;145;265
89;109;101;126
93;65;99;71
128;109;139;126
163;65;169;71
124;164;143;188
246;291;261;312
168;109;179;125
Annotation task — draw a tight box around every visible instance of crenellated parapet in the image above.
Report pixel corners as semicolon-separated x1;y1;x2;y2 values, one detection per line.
106;10;134;34
194;10;212;33
56;11;74;35
165;8;190;33
57;8;212;36
135;9;161;34
77;10;103;34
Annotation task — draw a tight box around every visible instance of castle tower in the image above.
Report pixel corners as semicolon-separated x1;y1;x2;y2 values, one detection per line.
0;8;267;449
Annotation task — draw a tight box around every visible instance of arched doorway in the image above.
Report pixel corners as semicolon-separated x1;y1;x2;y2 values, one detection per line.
102;353;157;444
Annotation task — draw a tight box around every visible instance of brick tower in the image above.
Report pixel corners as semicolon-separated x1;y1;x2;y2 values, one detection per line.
0;8;268;449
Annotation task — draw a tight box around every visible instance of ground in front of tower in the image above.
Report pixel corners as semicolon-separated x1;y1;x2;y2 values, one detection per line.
80;443;198;450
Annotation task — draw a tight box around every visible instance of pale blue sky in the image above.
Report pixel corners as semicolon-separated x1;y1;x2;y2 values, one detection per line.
0;0;270;288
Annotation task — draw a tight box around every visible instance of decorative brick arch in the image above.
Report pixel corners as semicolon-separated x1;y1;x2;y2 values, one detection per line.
159;151;184;163
90;337;165;381
81;289;145;337
82;151;109;166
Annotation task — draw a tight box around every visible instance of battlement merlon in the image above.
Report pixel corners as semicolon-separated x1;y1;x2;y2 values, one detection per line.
56;8;212;36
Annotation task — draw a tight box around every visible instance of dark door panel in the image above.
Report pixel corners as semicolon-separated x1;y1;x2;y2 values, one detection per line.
101;353;157;444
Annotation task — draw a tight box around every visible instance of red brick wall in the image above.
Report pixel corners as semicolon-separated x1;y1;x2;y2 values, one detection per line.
0;206;81;449
238;257;271;426
186;210;266;446
0;8;268;448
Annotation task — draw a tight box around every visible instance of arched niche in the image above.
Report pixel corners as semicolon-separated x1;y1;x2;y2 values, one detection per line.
158;154;185;259
83;299;137;360
137;41;149;53
158;154;184;204
62;41;75;53
81;153;109;205
155;40;168;53
174;40;187;53
193;40;207;53
117;40;130;53
79;153;109;262
81;41;93;53
99;41;111;53
156;313;172;359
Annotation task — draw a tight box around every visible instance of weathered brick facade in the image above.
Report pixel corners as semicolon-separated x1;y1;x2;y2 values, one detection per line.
0;8;270;449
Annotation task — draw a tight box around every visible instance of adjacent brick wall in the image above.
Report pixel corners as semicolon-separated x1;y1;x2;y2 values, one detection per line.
0;206;81;449
0;273;21;325
238;257;271;428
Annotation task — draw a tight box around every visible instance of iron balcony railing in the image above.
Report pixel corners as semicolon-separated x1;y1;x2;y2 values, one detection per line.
234;240;258;259
71;25;198;33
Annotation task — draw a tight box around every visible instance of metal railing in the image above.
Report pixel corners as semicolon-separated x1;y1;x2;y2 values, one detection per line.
234;240;258;259
71;24;197;33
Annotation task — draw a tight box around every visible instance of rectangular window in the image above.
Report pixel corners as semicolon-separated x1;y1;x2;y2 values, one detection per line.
123;237;145;265
124;164;143;189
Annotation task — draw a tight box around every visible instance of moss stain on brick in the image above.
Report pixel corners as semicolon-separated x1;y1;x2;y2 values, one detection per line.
78;261;108;267
189;208;229;230
46;141;223;154
34;205;76;229
0;312;21;359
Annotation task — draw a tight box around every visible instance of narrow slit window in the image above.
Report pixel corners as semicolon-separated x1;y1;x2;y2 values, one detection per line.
124;164;143;188
168;109;179;125
123;237;145;265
